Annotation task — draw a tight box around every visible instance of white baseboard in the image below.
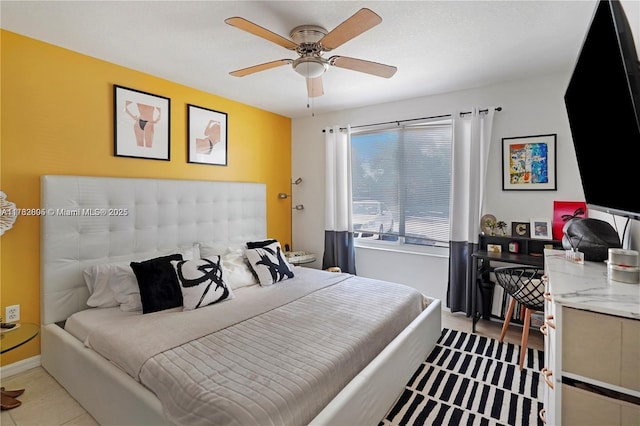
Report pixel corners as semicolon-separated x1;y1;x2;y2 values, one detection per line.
0;355;41;378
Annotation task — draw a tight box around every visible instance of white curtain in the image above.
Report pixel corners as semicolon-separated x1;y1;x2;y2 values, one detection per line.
323;125;356;274
447;108;496;315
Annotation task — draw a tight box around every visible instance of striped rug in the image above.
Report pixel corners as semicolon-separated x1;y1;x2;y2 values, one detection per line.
380;328;544;426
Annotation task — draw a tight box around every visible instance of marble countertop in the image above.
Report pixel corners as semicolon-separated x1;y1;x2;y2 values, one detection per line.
544;250;640;320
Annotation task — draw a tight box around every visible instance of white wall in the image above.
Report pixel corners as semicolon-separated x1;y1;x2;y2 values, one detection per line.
291;69;640;302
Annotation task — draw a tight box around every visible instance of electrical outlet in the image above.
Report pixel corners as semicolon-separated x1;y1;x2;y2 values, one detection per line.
5;305;20;323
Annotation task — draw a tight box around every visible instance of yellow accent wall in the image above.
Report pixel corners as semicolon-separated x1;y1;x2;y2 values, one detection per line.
0;31;292;366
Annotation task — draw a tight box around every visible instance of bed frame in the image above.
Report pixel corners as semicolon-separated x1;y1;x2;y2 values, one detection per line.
40;175;441;425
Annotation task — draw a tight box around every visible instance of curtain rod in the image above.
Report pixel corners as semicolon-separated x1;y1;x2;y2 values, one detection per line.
322;107;501;133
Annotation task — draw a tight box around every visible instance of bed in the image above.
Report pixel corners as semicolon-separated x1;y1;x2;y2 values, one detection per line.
40;175;442;426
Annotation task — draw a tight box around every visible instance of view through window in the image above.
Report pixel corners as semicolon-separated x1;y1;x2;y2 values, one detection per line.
350;118;452;247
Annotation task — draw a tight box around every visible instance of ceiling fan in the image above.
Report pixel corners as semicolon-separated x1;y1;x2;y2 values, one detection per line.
225;8;397;98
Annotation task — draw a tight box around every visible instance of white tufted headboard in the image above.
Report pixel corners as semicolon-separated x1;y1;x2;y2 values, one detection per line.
41;175;266;324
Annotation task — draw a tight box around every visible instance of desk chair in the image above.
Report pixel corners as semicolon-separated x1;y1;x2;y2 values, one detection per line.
493;266;545;370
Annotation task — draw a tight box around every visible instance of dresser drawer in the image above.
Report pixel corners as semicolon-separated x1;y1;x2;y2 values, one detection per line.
562;307;640;392
562;384;640;426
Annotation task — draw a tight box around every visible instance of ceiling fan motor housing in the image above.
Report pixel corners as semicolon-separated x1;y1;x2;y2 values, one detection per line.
290;25;330;78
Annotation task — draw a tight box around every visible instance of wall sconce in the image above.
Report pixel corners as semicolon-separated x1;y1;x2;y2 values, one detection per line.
278;177;304;209
279;178;304;250
277;177;303;200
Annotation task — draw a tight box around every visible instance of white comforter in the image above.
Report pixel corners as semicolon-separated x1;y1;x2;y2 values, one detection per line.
82;268;426;425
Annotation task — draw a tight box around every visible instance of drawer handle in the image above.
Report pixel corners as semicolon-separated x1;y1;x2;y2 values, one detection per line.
542;275;548;283
540;323;548;336
541;367;554;390
539;408;547;424
545;315;555;329
543;291;552;302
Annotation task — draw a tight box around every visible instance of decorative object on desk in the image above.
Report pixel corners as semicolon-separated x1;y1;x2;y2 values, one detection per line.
187;104;228;166
496;220;507;235
511;221;530;238
565;249;585;264
114;85;170;161
552;201;587;240
561;217;621;262
480;214;497;235
0;191;17;236
487;244;502;253
502;134;557;191
607;248;639;284
530;218;552;239
509;241;519;253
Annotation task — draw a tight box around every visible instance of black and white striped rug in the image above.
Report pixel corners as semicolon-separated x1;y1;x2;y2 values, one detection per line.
380;328;544;426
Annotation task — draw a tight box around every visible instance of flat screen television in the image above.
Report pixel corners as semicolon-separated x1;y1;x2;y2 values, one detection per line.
565;0;640;220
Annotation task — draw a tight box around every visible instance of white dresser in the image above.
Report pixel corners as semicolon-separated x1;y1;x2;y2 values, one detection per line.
542;250;640;425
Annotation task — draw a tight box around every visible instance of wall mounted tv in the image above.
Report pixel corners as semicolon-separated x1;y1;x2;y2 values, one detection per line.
565;0;640;220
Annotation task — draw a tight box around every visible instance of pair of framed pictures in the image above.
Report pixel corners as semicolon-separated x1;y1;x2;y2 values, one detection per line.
114;85;227;166
511;219;553;240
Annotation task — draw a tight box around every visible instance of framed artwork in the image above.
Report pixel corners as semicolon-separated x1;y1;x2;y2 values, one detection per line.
114;85;170;160
530;218;552;240
552;200;587;240
511;221;530;238
502;134;556;191
187;104;228;166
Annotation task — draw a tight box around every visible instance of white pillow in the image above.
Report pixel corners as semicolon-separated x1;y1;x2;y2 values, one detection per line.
245;241;294;286
84;265;120;308
199;241;246;258
171;257;234;311
220;248;259;289
109;264;145;312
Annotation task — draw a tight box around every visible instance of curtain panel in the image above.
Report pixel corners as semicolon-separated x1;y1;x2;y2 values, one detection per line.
323;125;356;274
447;108;496;315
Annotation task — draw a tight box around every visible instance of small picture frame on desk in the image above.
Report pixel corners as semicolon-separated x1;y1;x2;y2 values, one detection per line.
511;221;530;238
487;244;502;253
530;218;552;239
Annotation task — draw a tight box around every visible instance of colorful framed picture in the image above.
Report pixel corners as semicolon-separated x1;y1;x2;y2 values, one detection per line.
187;104;228;166
114;85;170;160
502;134;557;191
530;218;553;240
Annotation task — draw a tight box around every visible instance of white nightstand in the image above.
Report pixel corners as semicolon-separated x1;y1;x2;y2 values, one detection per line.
285;251;316;266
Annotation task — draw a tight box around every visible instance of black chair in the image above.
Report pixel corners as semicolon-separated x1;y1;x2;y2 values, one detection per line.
493;266;545;370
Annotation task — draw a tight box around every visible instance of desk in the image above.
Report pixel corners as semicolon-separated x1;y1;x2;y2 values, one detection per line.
0;322;39;410
471;235;559;332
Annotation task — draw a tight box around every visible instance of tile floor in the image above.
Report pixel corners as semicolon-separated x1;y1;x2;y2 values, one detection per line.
0;311;542;426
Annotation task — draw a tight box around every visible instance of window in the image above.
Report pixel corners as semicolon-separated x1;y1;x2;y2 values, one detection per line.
350;118;452;248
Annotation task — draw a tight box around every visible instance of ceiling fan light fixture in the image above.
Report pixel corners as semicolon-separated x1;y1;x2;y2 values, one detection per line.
293;57;328;79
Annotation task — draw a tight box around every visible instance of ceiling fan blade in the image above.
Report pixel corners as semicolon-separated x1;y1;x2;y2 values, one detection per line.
225;17;298;50
320;8;382;51
229;59;292;77
306;76;324;98
330;56;397;78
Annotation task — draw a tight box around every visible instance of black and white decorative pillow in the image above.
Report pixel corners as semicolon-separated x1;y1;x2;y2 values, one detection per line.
245;241;294;286
171;256;234;311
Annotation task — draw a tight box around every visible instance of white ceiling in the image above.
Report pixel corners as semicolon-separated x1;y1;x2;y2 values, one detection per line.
1;1;598;118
